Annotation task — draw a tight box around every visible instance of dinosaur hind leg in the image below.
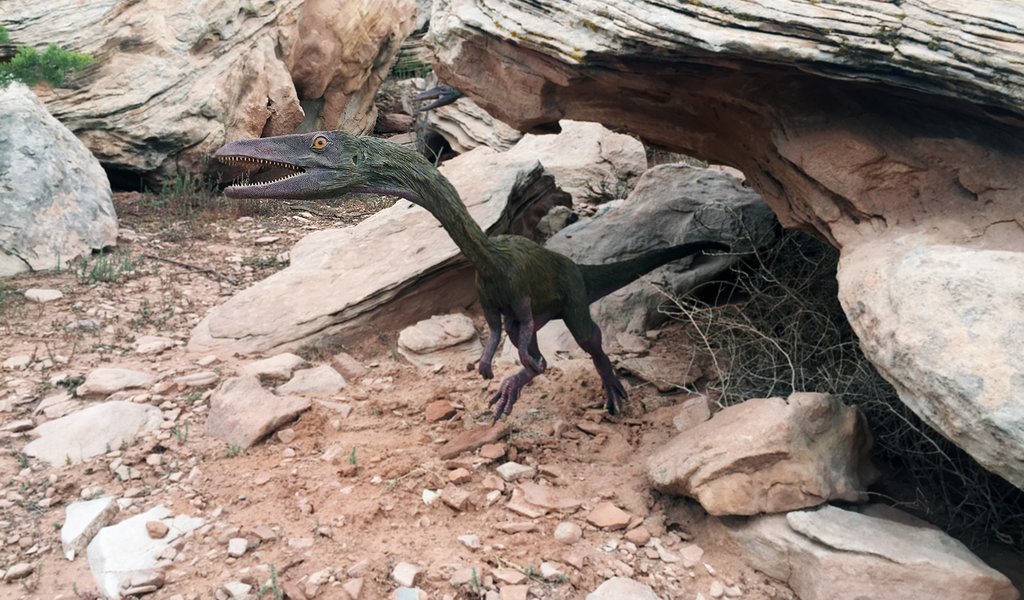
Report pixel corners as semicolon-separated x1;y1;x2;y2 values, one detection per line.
567;317;627;415
489;320;546;420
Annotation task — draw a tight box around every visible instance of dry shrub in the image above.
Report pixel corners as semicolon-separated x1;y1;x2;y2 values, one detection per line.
662;230;1023;552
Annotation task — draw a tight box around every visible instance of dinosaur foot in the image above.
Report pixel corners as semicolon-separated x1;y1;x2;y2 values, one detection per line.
478;361;494;380
603;376;628;415
489;373;527;421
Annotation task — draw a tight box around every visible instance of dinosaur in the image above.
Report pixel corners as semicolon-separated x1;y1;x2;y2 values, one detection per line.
215;130;728;419
413;84;465;111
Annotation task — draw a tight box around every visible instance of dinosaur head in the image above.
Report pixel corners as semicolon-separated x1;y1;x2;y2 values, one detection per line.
215;130;369;200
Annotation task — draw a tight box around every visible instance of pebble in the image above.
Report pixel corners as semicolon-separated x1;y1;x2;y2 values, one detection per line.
425;399;457;422
254;236;280;245
624;525;651;546
223;581;252;598
447;467;472;484
422;489;442;506
495;461;535;482
2;562;33;582
540;561;567;581
227;537;248;557
2;355;31;370
492;567;526;585
391;562;422;587
457;533;481;549
679;543;704;567
441;486;471;511
725;584;743;597
478;443;506;460
275;428;296;444
553;521;583;544
342;578;364;599
2;418;34;432
586;501;631;530
499;585;529;600
146;521;170;539
709;580;725;598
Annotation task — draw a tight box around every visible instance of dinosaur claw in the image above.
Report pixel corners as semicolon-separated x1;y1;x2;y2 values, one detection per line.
604;378;628;415
478;363;494;379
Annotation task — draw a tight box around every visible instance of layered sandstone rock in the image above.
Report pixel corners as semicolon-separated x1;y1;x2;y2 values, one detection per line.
428;0;1024;486
4;0;415;181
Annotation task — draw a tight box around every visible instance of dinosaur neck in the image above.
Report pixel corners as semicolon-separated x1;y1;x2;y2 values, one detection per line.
353;137;497;276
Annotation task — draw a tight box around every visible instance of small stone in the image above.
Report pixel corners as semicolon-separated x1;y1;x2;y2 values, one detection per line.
679;543;705;568
276;428;296;444
724;584;743;597
254;235;280;245
540;561;567;581
494;521;538;534
251;525;277;541
492;567;526;585
174;370;219;388
3;418;34;432
586;501;631;530
439;423;510;459
288;537;314;550
478;443;506;460
24;288;63;303
457;534;481;549
624;526;651;546
505;488;548;519
3;562;34;582
342;578;364;599
227;537;248;557
481;474;505;492
448;467;472;484
223;581;253;598
499;585;529;600
392;562;422;587
441;485;472;511
709;580;725;598
395;588;422;600
146;520;170;538
422;489;442;505
425;400;457;422
2;355;31;370
134;335;176;355
495;461;535;482
553;521;583;544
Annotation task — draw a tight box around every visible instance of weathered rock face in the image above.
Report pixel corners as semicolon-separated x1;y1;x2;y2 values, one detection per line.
546;164;775;337
0;84;116;276
723;504;1019;600
4;0;414;181
423;97;524;154
428;0;1024;486
647;392;877;515
397;313;482;369
189;146;569;355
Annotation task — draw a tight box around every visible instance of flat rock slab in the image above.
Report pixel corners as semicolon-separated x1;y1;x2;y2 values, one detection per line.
586;501;631;530
586;577;663;600
648;392;877;515
205;375;311;448
61;496;118;560
24;401;163;465
439;423;511;459
397;313;482;370
240;353;308;380
76;367;155;397
518;481;582;512
276;364;347;396
133;335;175;355
87;505;204;599
724;504;1017;600
24;288;63;303
618;355;702;392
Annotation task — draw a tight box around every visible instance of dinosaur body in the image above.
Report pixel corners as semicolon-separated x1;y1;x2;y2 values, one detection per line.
216;131;726;418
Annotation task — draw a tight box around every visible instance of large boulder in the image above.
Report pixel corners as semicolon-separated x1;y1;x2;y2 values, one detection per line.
422;97;524;154
648;392;877;515
4;0;415;181
723;504;1018;600
189;146;570;355
546;163;775;337
0;83;116;276
427;0;1024;485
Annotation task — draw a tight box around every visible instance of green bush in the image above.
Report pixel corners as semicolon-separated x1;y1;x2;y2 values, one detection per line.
0;25;96;88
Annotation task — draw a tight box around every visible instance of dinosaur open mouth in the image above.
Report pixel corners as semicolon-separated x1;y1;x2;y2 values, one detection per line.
217;155;306;190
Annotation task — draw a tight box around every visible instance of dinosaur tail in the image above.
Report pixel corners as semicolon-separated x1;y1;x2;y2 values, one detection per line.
579;241;729;303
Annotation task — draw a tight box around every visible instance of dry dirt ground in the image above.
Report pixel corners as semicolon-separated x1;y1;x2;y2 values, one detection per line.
0;193;793;600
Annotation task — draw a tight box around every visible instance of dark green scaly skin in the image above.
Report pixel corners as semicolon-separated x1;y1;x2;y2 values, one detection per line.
216;130;727;419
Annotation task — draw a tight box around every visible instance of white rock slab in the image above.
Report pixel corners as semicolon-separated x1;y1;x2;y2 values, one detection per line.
240;353;308;380
76;367;155;397
87;505;204;599
586;577;664;600
23;401;163;465
61;496;118;560
133;335;175;355
397;313;482;369
206;376;311;448
24;288;64;303
276;364;347;396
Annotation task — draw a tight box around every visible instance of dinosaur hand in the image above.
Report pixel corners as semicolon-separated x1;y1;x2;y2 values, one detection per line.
604;376;628;415
489;375;524;421
478;360;494;379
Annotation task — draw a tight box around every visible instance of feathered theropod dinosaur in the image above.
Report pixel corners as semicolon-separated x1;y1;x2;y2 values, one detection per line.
216;131;727;419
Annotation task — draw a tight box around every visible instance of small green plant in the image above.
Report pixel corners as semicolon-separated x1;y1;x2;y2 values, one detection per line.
348;446;357;466
0;25;10;44
468;567;481;594
174;421;190;444
226;444;243;458
1;43;96;88
258;563;283;600
77;249;136;284
16;452;28;468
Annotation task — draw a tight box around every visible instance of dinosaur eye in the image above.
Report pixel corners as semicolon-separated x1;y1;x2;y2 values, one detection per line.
311;135;329;150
